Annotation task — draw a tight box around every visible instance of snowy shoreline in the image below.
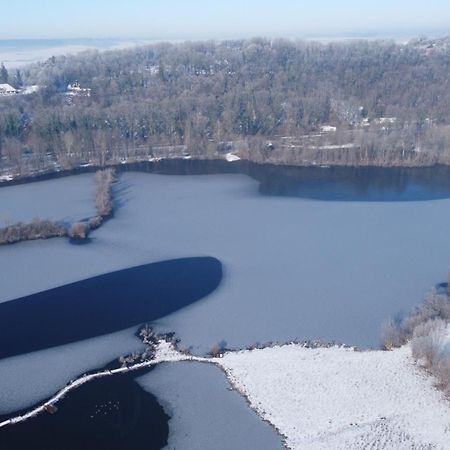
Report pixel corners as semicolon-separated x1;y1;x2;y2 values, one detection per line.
3;339;450;450
220;344;450;449
0;340;201;429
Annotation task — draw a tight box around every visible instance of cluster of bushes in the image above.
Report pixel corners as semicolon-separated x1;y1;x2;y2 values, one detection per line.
381;289;450;349
410;319;450;393
381;287;450;393
68;168;116;240
0;168;116;244
95;168;115;217
0;218;66;244
117;325;165;366
209;343;226;358
68;221;89;240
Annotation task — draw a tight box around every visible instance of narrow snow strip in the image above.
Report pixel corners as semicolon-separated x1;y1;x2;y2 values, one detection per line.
5;340;450;450
225;152;241;162
308;143;357;150
0;341;201;429
218;345;450;450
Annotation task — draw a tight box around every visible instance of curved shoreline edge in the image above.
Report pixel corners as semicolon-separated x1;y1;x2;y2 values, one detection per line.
2;156;450;190
0;340;199;429
0;339;288;447
2;337;450;449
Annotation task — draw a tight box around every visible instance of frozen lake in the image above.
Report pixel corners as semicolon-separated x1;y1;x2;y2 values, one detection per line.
2;164;450;415
0;173;96;226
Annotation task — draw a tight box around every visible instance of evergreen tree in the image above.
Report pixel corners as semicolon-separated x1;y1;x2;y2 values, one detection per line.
0;63;8;84
14;69;23;87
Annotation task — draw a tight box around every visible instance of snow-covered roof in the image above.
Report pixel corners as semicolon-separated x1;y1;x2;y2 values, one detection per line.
320;125;337;133
0;83;17;91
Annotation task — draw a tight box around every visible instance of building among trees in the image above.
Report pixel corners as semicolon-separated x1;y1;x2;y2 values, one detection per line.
66;82;91;97
0;83;19;96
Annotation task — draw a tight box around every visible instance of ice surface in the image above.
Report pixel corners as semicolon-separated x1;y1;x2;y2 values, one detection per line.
2;172;450;351
137;362;283;450
0;174;96;225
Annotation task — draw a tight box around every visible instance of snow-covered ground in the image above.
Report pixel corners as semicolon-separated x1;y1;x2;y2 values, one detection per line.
219;344;450;449
7;339;450;449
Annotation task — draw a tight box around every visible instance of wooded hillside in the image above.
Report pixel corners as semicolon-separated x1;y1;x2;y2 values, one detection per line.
2;37;450;173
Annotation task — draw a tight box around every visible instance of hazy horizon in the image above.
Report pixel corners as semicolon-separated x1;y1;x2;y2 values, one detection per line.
1;0;450;41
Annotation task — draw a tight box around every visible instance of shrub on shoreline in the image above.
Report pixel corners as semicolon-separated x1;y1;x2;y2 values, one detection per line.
0;168;117;246
381;287;450;394
0;219;66;245
381;289;450;350
68;222;90;240
88;215;103;230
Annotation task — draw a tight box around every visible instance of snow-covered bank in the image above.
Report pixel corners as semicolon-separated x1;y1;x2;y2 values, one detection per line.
218;344;450;449
225;152;241;162
0;340;196;429
4;337;450;449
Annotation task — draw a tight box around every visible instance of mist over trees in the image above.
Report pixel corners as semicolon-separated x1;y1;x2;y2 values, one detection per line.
2;37;450;173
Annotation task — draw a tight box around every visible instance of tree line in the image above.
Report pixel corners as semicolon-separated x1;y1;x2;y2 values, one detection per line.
2;37;450;173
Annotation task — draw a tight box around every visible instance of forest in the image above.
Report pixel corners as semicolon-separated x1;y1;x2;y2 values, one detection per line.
1;36;450;175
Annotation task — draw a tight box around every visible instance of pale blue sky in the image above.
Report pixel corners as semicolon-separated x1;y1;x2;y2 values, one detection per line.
1;0;450;39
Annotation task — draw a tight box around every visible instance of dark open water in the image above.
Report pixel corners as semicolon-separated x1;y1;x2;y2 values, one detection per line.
0;367;168;450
